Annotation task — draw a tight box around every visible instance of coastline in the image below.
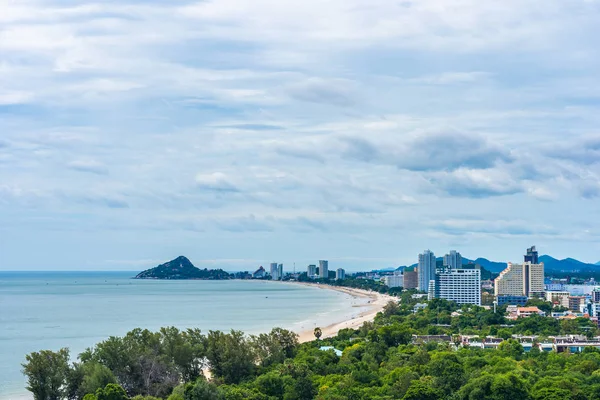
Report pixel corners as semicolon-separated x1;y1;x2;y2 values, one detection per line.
285;282;396;343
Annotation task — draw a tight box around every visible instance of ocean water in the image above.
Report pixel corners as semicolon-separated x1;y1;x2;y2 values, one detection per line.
0;272;365;400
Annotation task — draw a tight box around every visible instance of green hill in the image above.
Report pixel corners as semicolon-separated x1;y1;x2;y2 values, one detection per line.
134;256;232;280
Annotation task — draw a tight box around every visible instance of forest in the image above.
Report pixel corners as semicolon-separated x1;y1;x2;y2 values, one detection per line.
22;291;600;400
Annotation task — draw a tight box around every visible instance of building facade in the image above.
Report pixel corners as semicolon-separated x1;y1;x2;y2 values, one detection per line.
252;266;266;279
443;250;463;269
319;260;329;279
270;263;279;280
307;264;316;278
336;268;345;280
434;268;481;306
569;296;587;312
418;250;436;292
277;264;283;280
496;295;528;306
546;291;570;308
525;246;539;264
383;274;404;288
495;262;544;298
403;267;418;289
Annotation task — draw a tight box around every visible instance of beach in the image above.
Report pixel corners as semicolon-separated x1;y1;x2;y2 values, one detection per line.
290;282;396;343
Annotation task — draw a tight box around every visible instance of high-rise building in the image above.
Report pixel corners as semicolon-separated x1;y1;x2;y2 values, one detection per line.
403;267;418;289
434;268;481;305
277;264;283;280
307;264;317;278
592;289;600;303
418;250;436;291
319;260;329;279
443;250;462;269
252;266;266;279
270;263;278;280
336;268;345;280
383;274;403;288
495;262;544;298
525;246;539;264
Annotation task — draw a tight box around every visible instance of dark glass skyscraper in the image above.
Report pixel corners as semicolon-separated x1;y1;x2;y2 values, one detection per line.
524;246;539;264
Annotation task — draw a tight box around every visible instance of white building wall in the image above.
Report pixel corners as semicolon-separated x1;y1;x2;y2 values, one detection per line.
436;269;481;306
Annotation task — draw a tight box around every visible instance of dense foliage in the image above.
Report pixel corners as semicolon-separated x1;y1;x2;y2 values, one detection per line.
134;256;232;280
23;292;600;400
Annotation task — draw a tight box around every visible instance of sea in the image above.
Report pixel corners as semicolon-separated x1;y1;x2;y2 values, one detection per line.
0;271;366;400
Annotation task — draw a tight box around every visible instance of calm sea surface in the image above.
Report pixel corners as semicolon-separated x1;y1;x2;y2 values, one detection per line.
0;272;363;399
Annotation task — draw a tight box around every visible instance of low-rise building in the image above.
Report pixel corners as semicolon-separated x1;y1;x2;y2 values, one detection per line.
497;295;528;306
382;274;404;288
546;291;570;308
569;296;587;311
516;306;545;318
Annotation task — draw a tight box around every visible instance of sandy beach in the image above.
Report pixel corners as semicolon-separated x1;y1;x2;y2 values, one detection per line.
290;283;396;343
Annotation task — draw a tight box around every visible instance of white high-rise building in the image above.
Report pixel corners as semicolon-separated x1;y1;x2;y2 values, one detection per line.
418;250;436;291
443;250;462;269
383;274;404;288
307;264;317;278
336;268;345;280
319;260;329;279
495;262;544;298
434;269;481;305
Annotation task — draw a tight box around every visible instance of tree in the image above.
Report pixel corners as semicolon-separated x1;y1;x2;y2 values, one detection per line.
184;379;224;400
314;327;323;340
96;383;128;400
498;339;524;359
402;380;444;400
206;330;255;384
22;348;71;400
67;362;116;400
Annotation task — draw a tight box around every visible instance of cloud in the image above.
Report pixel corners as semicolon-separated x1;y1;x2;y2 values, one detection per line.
67;159;108;175
428;168;523;198
195;172;240;192
396;131;513;171
545;136;600;165
408;71;491;85
286;78;357;107
1;0;600;269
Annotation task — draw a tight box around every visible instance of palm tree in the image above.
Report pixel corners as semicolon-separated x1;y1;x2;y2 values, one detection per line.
314;327;322;340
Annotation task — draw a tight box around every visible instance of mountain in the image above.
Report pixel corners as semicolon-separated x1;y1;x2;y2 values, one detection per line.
134;256;232;280
463;257;507;273
538;255;598;273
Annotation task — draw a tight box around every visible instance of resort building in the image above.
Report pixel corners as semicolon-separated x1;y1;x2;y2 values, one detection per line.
382;274;404;288
434;268;481;306
319;260;329;279
495;262;545;299
307;264;317;278
336;268;345;280
418;250;436;291
443;250;462;269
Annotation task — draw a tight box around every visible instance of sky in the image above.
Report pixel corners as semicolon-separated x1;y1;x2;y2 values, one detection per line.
1;0;600;271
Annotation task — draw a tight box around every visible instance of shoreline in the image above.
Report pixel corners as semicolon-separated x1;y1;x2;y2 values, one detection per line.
285;282;396;343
